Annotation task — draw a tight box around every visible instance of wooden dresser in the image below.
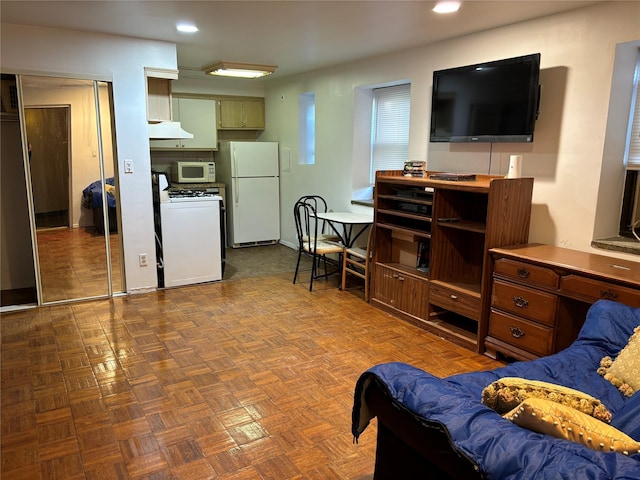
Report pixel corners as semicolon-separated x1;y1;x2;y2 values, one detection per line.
483;244;640;361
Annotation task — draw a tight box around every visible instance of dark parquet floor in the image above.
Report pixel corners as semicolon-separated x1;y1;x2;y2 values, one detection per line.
1;244;502;479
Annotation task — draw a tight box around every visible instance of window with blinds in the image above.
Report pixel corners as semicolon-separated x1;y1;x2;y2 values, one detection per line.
370;84;411;184
626;56;640;170
619;52;640;236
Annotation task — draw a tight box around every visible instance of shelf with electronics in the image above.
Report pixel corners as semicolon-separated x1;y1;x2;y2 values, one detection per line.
371;170;534;351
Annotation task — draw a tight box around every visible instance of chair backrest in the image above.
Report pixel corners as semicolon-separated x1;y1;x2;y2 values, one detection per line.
293;200;320;250
364;224;374;257
298;195;329;214
296;195;331;235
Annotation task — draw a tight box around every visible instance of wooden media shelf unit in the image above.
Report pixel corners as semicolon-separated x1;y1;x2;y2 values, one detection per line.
370;170;534;351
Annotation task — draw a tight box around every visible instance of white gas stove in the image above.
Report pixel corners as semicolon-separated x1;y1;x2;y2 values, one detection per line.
159;190;223;286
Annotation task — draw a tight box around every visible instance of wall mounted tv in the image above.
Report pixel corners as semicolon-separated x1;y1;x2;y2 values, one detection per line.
430;53;541;143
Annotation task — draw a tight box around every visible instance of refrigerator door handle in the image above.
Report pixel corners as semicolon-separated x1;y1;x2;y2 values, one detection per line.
233;149;239;204
234;176;239;204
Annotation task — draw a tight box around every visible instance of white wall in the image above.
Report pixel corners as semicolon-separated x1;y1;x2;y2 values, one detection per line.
172;75;266;97
261;1;640;261
1;23;178;293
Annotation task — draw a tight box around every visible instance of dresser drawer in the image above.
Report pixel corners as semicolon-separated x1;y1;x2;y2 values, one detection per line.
429;282;480;321
488;310;554;357
491;279;557;327
560;275;640;308
494;258;559;289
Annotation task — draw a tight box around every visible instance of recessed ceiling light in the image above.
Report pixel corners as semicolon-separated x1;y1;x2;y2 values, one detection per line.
177;23;198;33
433;2;461;14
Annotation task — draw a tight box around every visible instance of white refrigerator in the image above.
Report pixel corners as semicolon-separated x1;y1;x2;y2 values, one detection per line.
215;141;280;247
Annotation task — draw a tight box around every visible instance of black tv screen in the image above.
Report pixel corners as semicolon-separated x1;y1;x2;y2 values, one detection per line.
430;53;541;143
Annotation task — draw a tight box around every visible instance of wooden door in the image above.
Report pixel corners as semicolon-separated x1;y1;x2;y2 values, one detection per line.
25;107;70;228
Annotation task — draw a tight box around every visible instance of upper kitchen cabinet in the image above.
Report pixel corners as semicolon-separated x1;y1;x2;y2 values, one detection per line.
145;68;178;122
217;96;265;130
150;95;218;150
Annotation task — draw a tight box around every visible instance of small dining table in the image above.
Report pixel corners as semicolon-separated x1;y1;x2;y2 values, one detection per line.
314;211;374;248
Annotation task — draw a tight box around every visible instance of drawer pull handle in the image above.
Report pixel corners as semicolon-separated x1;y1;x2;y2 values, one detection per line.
600;289;618;300
512;296;529;308
510;326;526;338
517;268;530;279
450;294;458;301
398;276;405;282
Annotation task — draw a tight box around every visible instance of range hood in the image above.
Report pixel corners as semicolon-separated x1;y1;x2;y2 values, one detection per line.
148;121;194;140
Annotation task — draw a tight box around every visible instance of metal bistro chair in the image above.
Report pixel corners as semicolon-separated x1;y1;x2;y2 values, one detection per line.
296;195;340;243
341;225;373;301
293;200;344;291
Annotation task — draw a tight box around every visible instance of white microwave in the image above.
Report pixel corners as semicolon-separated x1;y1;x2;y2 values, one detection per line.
172;161;215;183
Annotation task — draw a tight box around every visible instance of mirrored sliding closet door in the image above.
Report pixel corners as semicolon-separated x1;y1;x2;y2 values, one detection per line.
0;74;123;308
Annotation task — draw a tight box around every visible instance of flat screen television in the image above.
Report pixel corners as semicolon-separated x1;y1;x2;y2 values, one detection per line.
430;53;541;143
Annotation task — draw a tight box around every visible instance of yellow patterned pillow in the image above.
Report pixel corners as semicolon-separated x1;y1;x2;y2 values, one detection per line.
598;326;640;397
482;377;612;423
504;397;640;455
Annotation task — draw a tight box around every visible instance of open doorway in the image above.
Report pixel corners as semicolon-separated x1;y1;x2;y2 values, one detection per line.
0;77;37;306
25;106;71;229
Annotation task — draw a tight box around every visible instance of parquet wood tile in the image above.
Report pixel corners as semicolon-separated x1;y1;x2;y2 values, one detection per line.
1;244;502;479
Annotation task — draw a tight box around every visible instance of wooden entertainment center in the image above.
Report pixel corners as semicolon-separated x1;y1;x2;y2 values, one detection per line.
371;170;640;358
371;170;534;351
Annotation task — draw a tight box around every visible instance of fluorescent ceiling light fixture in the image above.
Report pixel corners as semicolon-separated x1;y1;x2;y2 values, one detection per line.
433;2;461;13
202;61;277;79
176;23;198;33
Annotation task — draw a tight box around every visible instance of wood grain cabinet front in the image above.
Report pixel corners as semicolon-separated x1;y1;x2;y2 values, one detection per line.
488;310;554;358
490;280;557;327
484;244;640;361
488;279;558;360
559;275;640;307
217;97;265;130
493;258;559;289
429;281;481;322
373;264;429;320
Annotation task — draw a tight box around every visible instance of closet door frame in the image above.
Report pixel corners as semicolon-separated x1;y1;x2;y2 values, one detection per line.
14;73;123;306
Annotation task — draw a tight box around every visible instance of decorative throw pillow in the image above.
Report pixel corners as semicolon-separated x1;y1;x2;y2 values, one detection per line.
482;377;612;423
504;397;640;456
598;326;640;397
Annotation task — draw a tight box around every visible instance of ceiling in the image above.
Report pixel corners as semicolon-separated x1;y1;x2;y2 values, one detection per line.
1;1;603;81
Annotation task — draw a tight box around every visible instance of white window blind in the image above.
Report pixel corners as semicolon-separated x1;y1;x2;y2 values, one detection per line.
370;84;410;183
626;54;640;169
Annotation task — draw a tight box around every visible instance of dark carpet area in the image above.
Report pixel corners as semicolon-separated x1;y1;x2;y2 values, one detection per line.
223;243;312;280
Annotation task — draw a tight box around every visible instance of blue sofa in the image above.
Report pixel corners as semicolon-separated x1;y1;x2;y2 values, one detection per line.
352;300;640;479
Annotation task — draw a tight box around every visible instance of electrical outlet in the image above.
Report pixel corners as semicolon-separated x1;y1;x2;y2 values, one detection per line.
139;253;148;267
124;159;134;174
